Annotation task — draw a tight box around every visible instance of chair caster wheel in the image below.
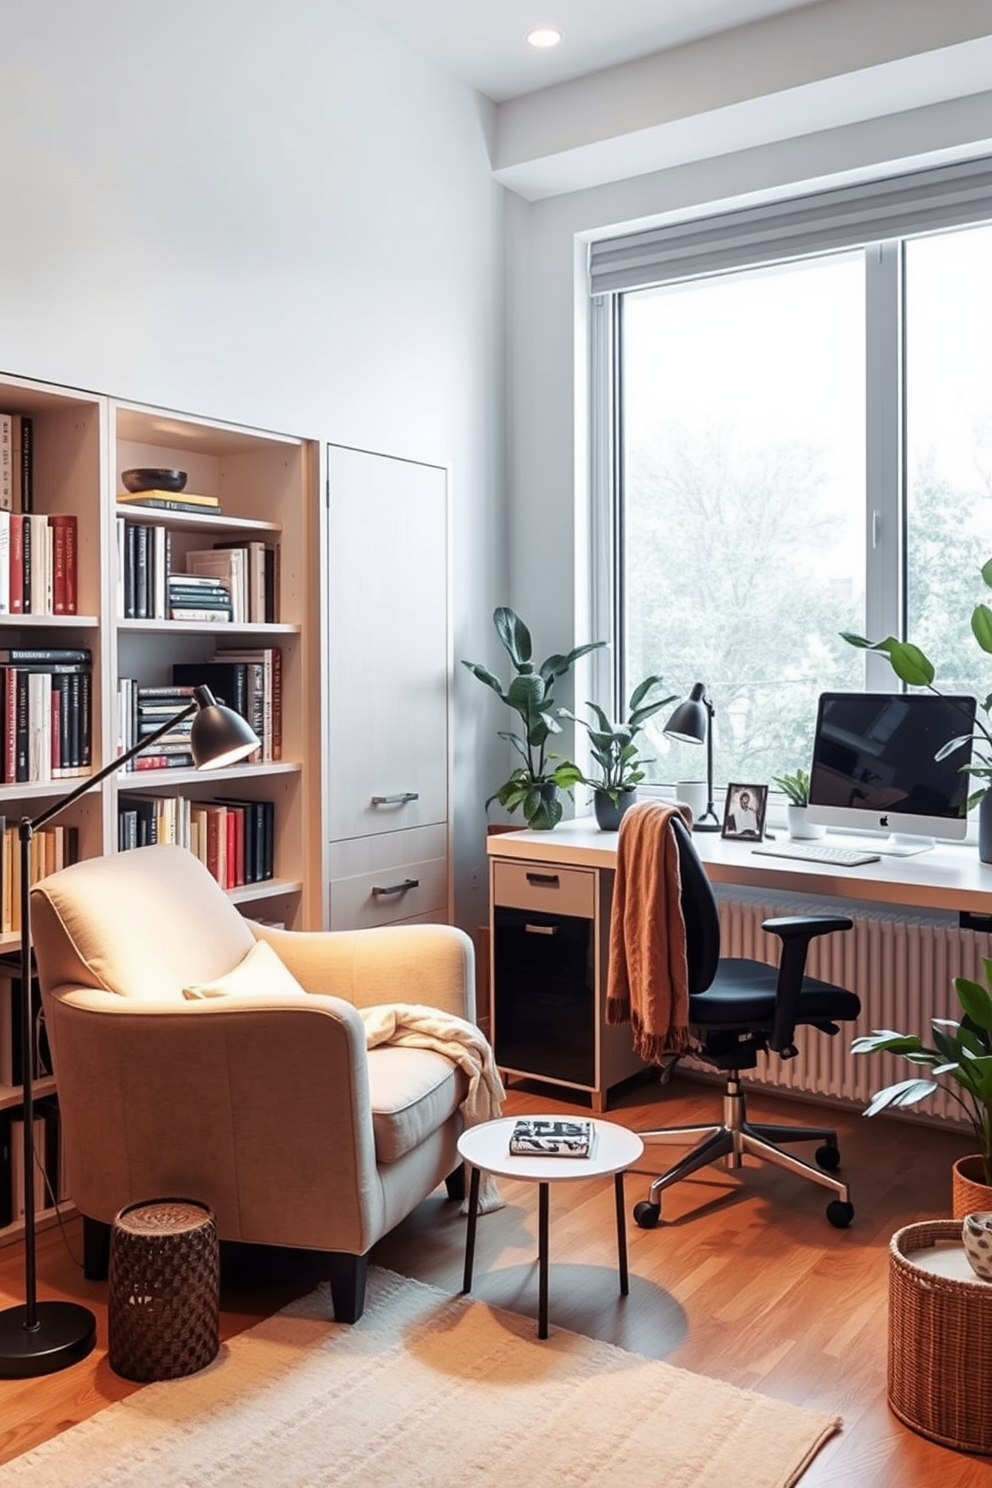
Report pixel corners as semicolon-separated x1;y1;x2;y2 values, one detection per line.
826;1199;854;1228
633;1200;661;1229
815;1143;841;1171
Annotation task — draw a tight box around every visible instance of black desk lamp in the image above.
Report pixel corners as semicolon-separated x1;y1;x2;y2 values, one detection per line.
0;684;259;1378
664;682;721;831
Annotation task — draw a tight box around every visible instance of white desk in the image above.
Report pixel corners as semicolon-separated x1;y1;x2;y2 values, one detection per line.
485;817;992;1109
487;817;992;916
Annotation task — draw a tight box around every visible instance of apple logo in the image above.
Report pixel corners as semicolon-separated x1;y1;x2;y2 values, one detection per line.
879;815;889;828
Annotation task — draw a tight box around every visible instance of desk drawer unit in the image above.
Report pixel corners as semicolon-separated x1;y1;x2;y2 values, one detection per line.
490;857;644;1109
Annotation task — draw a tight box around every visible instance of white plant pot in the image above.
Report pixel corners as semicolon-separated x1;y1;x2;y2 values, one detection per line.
787;805;826;840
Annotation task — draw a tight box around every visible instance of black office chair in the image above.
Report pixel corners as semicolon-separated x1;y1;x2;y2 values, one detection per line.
632;814;861;1230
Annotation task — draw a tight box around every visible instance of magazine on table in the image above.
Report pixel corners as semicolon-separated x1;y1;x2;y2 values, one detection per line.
509;1117;594;1158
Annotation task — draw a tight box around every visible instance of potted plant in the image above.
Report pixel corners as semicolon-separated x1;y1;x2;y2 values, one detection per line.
852;958;992;1215
771;767;825;841
559;675;675;831
462;607;605;831
842;557;992;856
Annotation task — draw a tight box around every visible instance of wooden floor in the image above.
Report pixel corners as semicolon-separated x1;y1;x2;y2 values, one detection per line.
1;1075;991;1484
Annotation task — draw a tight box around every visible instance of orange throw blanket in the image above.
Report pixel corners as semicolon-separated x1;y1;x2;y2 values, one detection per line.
606;800;691;1062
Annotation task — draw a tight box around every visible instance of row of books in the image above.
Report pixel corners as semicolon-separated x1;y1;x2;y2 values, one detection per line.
116;652;282;770
0;1101;67;1229
0;649;92;784
116;521;277;624
0;965;52;1087
0;511;77;615
117;797;276;888
0;413;33;514
0;820;81;935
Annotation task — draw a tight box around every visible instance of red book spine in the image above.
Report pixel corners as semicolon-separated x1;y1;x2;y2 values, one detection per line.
225;809;237;889
3;667;15;782
271;647;282;761
50;515;77;615
8;514;23;614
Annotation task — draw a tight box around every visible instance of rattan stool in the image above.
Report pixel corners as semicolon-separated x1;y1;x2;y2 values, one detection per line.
889;1219;992;1455
108;1198;220;1382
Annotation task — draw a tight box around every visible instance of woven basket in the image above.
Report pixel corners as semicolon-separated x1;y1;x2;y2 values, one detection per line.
951;1155;992;1220
889;1219;992;1454
108;1197;220;1383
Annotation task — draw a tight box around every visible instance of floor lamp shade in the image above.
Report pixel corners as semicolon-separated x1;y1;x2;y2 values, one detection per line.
0;686;259;1378
664;682;721;831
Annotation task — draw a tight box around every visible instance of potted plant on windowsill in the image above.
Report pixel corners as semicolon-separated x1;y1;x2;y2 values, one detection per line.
852;959;992;1215
842;557;992;858
771;767;825;841
559;675;676;832
462;607;605;831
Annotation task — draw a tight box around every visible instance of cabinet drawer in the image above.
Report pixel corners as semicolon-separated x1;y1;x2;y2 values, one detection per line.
492;860;595;918
328;854;448;930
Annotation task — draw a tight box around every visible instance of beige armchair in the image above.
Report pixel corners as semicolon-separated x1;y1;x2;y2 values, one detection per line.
31;844;477;1323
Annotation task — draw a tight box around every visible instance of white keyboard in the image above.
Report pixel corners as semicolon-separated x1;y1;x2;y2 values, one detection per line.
751;841;881;867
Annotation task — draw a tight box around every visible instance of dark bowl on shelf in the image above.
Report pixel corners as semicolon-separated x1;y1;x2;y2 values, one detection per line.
121;467;188;494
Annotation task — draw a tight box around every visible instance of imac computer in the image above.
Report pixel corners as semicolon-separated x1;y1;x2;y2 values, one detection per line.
806;691;976;856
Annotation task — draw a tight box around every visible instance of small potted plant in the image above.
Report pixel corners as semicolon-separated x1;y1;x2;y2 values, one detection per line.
843;557;992;857
771;767;825;841
462;607;604;831
852;959;992;1215
559;675;675;831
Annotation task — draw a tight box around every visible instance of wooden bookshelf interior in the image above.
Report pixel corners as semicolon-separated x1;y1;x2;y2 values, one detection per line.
0;372;320;1249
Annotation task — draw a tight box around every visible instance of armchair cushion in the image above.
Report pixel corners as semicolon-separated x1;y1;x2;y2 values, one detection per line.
366;1047;465;1162
183;939;306;1001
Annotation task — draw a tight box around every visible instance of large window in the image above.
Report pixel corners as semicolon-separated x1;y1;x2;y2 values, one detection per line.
594;188;992;796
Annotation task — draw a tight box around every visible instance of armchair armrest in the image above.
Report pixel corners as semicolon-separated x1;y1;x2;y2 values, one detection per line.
762;915;853;1055
46;990;387;1253
248;921;476;1022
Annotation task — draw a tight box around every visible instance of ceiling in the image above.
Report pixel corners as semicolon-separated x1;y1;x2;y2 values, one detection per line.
341;0;824;102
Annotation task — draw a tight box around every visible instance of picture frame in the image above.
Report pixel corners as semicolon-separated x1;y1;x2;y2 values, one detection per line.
722;783;768;840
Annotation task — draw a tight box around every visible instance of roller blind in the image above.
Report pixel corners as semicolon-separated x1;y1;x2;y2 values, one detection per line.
588;155;992;297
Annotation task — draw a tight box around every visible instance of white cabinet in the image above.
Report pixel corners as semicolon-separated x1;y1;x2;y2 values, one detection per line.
324;445;449;928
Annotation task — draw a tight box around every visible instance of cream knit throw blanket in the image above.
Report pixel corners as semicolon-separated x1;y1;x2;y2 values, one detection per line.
361;1004;506;1213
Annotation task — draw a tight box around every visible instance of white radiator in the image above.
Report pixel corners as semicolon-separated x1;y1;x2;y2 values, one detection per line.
704;889;992;1127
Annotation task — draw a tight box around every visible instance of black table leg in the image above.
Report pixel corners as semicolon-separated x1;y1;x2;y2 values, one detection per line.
462;1165;481;1294
538;1181;549;1339
614;1171;629;1295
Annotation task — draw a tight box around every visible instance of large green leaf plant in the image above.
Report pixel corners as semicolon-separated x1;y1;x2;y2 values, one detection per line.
852;960;992;1184
462;607;605;830
842;557;992;809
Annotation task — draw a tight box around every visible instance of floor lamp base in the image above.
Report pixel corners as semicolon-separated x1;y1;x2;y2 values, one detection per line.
0;1300;97;1378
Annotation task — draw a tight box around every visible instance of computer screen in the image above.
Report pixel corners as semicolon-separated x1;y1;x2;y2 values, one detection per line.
806;691;976;851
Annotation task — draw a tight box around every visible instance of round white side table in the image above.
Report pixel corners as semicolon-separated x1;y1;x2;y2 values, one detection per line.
457;1115;644;1338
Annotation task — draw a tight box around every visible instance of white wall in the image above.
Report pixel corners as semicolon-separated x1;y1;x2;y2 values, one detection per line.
0;0;509;931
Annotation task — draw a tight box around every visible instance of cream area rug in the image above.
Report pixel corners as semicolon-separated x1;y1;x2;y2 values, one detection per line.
2;1268;839;1487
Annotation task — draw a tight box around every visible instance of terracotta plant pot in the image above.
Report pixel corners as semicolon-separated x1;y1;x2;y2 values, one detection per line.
952;1154;992;1219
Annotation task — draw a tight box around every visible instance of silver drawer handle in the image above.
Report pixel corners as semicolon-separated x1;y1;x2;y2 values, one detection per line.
371;792;420;805
372;878;420;897
525;923;558;935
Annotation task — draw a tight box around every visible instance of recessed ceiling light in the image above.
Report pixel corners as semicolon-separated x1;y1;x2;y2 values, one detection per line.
526;26;562;50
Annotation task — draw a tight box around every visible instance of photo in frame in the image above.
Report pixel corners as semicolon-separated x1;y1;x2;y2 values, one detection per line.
722;783;768;840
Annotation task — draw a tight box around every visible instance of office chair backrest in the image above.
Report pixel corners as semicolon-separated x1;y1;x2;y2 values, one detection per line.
670;814;721;995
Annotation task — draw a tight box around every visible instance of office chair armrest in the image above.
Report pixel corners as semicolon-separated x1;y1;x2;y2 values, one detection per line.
761;915;854;940
762;916;853;1055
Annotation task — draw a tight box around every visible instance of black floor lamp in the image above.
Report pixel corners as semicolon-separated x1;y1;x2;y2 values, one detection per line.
0;684;259;1377
664;681;721;831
